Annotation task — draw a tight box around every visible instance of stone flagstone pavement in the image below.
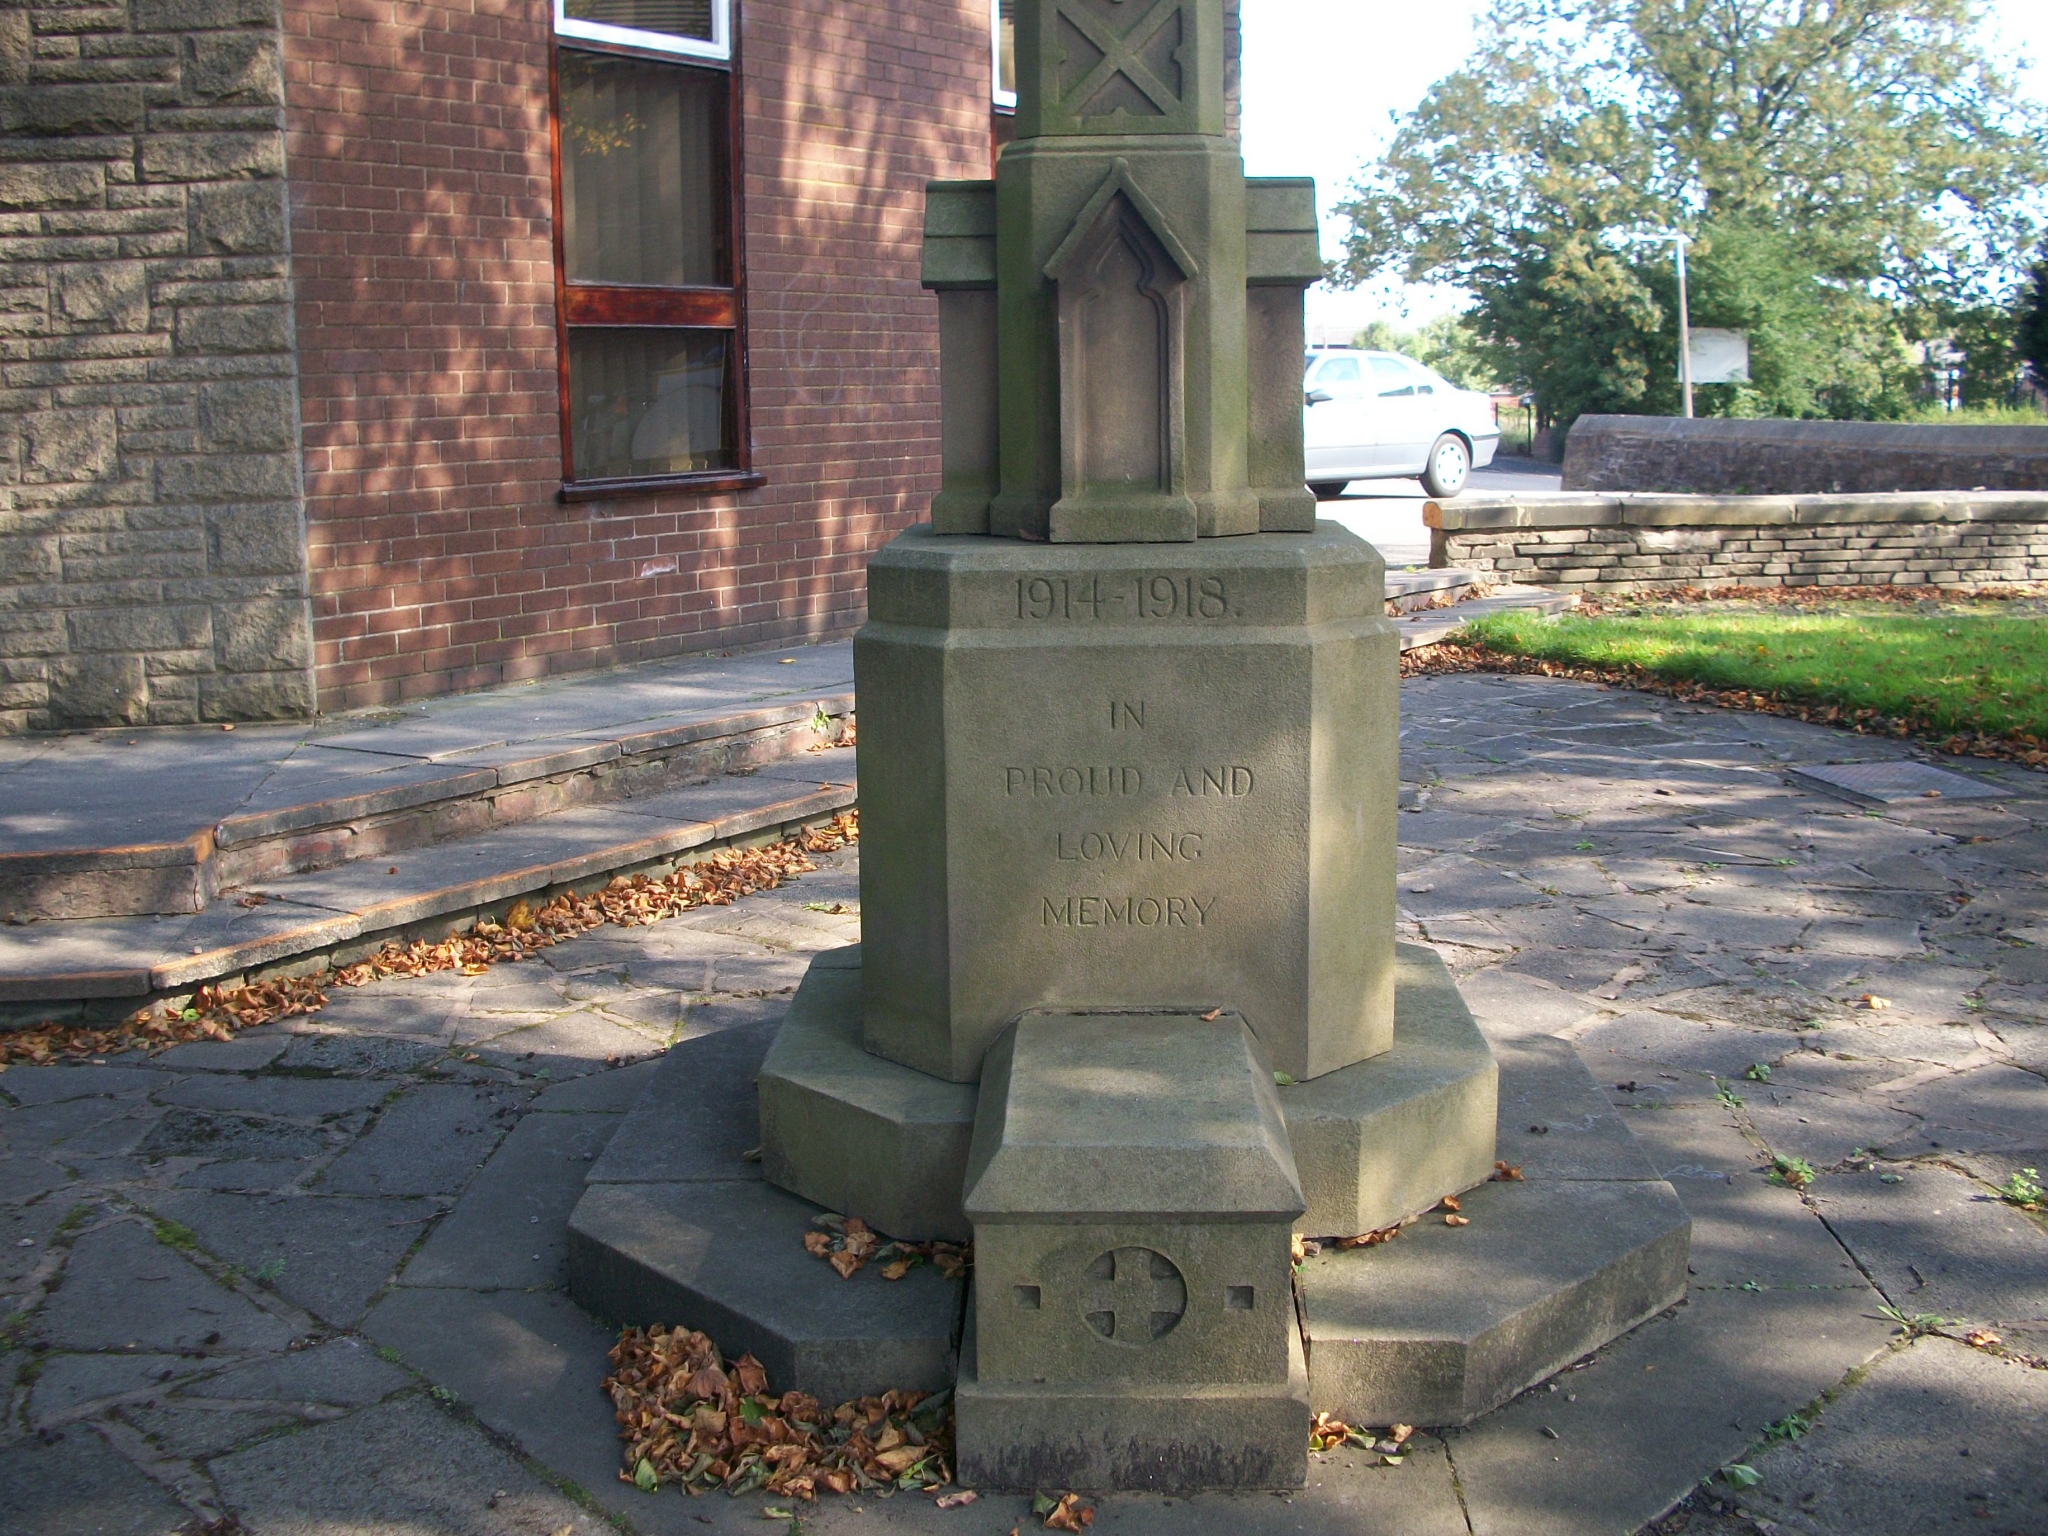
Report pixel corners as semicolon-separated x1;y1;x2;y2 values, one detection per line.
4;673;2046;1536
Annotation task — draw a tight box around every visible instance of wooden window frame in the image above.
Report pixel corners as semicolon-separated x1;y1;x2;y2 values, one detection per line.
550;18;760;501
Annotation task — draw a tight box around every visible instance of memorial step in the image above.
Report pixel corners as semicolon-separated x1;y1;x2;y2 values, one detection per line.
0;644;855;921
1384;567;1477;612
0;753;856;1015
1395;583;1579;650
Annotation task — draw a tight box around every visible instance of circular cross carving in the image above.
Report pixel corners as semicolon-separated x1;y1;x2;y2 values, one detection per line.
1080;1246;1186;1344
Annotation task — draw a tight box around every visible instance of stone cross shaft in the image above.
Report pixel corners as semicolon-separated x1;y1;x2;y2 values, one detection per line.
920;0;1322;542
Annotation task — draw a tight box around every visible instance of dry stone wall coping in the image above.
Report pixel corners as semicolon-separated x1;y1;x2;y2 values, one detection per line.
1428;490;2048;532
1560;413;2048;495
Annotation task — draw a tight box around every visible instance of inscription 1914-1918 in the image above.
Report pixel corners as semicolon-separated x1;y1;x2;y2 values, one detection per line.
1016;574;1227;622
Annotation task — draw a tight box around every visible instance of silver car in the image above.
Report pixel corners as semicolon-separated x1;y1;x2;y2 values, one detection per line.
1302;348;1500;499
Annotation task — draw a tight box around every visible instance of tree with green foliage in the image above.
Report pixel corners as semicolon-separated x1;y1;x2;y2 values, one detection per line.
1332;0;2048;428
2018;245;2048;392
1351;313;1500;392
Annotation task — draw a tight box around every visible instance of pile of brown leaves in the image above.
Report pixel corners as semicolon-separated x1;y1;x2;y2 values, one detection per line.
0;975;329;1072
1402;641;2048;768
1385;582;1495;618
606;1324;952;1500
802;1213;971;1282
1310;1414;1413;1462
1;812;859;1072
1572;581;2045;617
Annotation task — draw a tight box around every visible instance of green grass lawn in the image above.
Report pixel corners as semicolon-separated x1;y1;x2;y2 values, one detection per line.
1460;601;2048;742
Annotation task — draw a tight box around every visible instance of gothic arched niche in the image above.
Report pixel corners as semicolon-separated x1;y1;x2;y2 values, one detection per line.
1044;163;1197;541
1075;205;1172;492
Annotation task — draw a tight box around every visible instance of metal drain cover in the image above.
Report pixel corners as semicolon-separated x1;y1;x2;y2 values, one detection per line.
1788;760;2002;805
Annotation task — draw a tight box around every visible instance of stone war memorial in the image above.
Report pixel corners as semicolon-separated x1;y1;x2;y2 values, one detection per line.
569;0;1691;1491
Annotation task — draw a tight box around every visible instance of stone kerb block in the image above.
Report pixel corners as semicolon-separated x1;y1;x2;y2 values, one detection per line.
854;522;1397;1084
955;1009;1310;1488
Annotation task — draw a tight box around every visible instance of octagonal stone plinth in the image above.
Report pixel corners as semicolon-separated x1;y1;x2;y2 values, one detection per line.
757;945;977;1241
1288;941;1498;1238
757;941;1497;1244
1297;1172;1691;1427
855;523;1398;1084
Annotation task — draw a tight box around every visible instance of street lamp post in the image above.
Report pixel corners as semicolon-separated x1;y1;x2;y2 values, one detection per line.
1629;230;1695;418
1673;233;1693;419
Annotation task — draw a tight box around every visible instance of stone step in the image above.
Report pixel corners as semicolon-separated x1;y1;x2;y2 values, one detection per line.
0;645;855;921
0;753;857;1014
1395;583;1579;650
1384;568;1477;612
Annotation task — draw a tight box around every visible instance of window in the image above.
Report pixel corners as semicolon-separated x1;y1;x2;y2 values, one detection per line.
1312;356;1362;392
552;4;756;496
992;0;1016;109
556;0;729;63
1369;355;1416;397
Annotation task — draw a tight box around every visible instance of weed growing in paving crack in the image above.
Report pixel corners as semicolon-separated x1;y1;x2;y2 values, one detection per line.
1768;1154;1817;1189
1995;1167;2043;1211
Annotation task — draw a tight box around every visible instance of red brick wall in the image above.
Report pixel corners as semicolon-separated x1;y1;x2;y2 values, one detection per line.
281;0;992;710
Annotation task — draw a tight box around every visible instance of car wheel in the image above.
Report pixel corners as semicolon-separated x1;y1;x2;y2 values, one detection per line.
1308;481;1348;501
1420;434;1470;498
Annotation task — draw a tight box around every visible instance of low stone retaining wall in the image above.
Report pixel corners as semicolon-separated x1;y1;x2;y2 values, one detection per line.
1561;414;2048;494
1427;491;2048;592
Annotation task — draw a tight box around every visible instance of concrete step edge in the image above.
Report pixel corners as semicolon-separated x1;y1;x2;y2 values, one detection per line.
1396;586;1579;651
1;692;854;922
0;776;857;1012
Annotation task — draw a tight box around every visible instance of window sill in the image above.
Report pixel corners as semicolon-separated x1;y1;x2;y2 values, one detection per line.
559;470;764;502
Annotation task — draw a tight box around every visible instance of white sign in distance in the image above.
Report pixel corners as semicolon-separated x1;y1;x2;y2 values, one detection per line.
1682;328;1750;384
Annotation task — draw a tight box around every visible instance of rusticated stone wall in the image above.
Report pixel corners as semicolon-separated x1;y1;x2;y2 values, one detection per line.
1562;414;2048;495
0;0;312;731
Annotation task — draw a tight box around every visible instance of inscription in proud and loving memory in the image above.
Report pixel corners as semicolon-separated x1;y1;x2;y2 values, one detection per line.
1007;689;1255;933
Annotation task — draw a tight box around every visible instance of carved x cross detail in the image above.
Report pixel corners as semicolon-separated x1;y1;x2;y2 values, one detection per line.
1055;0;1185;117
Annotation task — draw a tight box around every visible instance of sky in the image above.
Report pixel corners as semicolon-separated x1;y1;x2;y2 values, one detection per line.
1238;0;2048;341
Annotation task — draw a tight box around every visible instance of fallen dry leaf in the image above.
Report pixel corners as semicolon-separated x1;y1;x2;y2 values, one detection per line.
1199;1007;1222;1021
1330;1224;1400;1250
1444;1214;1471;1227
1493;1160;1524;1181
934;1489;978;1509
1965;1329;2003;1350
1858;994;1892;1011
1440;1195;1461;1213
1043;1492;1094;1531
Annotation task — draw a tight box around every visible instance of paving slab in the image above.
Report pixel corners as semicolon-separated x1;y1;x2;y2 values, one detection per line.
135;1189;443;1327
1789;759;2007;806
31;1219;298;1353
362;1285;639;1525
0;1422;194;1536
399;1106;621;1289
26;1352;203;1427
1723;1335;2048;1536
317;1082;528;1197
1624;1104;1864;1291
1446;1287;1894;1536
1806;1164;2048;1327
207;1393;608;1536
